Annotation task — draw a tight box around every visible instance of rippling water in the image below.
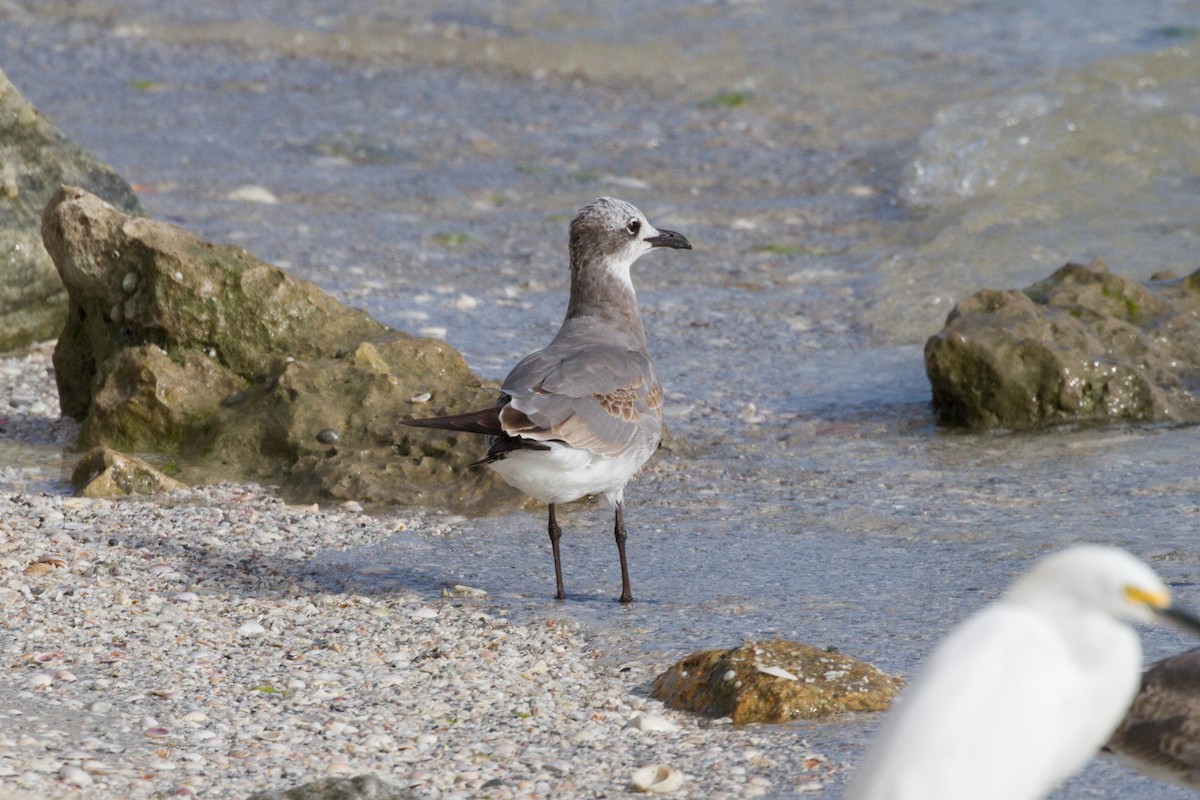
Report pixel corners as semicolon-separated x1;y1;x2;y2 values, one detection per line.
4;1;1200;796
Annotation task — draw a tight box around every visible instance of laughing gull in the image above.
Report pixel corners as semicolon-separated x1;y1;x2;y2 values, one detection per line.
403;197;691;602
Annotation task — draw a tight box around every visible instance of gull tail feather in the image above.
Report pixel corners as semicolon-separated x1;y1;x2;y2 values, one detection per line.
402;407;504;437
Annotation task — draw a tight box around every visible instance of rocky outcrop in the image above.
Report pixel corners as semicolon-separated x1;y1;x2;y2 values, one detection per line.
0;69;141;352
44;186;503;508
925;260;1200;429
650;639;899;724
71;446;188;498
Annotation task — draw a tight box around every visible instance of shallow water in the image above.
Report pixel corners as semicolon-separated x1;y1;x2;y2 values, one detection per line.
5;1;1200;796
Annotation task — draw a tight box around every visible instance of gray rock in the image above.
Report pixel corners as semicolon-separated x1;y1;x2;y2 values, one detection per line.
43;186;506;508
925;260;1200;429
0;68;140;352
246;775;413;800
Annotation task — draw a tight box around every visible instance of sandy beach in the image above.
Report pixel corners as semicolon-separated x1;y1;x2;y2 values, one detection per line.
0;345;834;799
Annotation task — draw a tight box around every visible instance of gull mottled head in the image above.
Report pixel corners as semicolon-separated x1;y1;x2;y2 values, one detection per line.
569;197;691;286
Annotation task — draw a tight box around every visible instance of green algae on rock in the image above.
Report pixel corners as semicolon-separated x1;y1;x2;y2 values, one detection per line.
71;446;188;498
925;260;1200;429
650;639;899;724
43;186;503;508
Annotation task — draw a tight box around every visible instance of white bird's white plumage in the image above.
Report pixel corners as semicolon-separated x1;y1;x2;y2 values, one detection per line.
848;545;1200;800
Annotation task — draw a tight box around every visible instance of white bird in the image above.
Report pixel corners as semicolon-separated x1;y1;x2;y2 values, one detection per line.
847;544;1200;800
403;197;691;603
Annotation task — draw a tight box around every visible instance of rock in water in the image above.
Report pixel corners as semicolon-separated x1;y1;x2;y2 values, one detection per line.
925;260;1200;429
0;68;141;352
42;186;502;508
650;639;899;724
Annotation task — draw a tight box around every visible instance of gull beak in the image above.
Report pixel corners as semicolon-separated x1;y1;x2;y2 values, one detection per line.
1160;605;1200;637
646;229;692;250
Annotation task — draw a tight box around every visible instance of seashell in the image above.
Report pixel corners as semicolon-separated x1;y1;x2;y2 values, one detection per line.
758;664;800;681
409;392;432;403
625;713;680;733
631;764;684;794
237;621;266;637
181;711;209;724
316;429;341;444
27;673;52;690
145;727;171;738
60;765;93;787
122;271;139;293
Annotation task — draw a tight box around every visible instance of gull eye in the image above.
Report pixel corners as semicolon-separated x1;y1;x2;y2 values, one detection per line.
626;218;641;236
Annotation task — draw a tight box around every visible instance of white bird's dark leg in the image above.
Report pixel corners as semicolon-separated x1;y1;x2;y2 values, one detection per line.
547;503;566;601
614;502;633;603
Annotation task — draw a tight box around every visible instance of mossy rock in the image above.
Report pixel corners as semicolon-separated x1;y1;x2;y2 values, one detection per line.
651;639;900;724
43;186;505;508
925;259;1200;428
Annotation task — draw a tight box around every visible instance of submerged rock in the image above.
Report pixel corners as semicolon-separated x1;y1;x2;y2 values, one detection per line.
0;69;141;352
43;186;502;507
71;446;188;498
925;260;1200;429
650;639;899;724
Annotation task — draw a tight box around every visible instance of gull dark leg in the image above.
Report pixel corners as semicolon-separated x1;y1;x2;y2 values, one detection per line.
614;502;633;603
547;503;566;601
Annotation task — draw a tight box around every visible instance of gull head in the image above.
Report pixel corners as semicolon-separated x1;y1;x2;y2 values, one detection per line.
569;197;691;288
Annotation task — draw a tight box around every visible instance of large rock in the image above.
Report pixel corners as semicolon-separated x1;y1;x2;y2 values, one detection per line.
44;186;503;508
925;260;1200;429
0;69;141;352
650;639;899;724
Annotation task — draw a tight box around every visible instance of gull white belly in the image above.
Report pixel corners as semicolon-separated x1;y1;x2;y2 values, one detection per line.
488;441;652;505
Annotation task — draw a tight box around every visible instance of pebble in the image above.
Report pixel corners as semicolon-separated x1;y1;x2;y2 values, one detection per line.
225;185;279;204
0;346;838;800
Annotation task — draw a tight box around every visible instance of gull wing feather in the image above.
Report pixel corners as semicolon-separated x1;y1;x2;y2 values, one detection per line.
500;342;662;459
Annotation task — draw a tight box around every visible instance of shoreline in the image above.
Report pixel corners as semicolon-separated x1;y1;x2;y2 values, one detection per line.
0;345;835;799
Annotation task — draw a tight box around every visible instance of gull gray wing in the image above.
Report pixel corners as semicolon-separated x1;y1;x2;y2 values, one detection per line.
499;343;662;458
